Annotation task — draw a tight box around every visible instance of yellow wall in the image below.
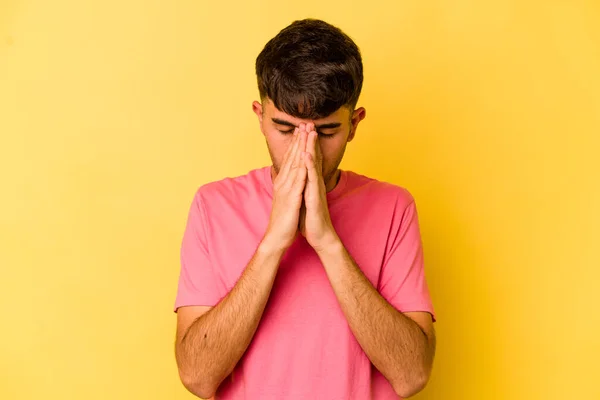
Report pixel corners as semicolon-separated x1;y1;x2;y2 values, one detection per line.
1;1;599;399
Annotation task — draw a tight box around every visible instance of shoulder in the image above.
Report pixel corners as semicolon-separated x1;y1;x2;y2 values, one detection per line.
192;166;268;205
343;170;416;209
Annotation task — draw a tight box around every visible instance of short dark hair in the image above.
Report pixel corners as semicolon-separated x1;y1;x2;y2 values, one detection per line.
255;19;363;120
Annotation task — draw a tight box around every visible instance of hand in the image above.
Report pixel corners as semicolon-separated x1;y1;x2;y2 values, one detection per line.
299;123;339;252
263;127;308;252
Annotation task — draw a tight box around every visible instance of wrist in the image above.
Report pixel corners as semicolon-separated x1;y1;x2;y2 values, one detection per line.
259;233;291;257
313;232;343;257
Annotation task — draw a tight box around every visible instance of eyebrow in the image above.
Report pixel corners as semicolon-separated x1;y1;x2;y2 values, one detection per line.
271;118;342;130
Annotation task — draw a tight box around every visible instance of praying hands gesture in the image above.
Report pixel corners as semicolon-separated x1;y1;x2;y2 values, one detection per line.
298;123;339;253
263;122;338;253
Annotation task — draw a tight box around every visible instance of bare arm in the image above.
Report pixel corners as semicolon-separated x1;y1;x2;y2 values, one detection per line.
175;241;285;399
317;240;436;398
174;127;308;399
297;122;436;398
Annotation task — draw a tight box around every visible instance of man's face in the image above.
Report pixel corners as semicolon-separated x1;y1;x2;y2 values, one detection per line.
252;98;366;188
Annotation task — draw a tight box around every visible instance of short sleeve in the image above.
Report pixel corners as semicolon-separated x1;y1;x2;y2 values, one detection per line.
378;196;436;322
174;190;223;312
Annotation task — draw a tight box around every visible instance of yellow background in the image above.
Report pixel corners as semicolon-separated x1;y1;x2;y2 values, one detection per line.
1;1;599;399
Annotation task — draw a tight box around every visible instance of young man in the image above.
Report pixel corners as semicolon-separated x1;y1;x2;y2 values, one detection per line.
174;18;436;400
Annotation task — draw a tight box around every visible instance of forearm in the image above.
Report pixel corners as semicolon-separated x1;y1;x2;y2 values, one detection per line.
176;239;285;398
317;238;434;397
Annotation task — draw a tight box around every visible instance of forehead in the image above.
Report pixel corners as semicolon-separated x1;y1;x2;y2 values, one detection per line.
264;99;349;124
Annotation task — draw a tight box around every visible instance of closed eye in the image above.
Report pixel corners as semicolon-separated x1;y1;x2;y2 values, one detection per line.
318;131;336;138
277;128;295;134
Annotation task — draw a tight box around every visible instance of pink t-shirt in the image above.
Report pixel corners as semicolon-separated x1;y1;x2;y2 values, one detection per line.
175;166;435;399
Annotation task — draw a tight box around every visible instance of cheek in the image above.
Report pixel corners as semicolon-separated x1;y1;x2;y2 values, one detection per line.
319;140;343;162
267;133;294;160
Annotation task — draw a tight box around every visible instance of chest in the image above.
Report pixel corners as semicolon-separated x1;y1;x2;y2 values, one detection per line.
210;207;391;293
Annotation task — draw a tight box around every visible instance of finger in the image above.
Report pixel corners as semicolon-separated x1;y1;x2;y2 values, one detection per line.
289;128;308;189
306;130;318;164
278;128;301;178
304;151;319;184
294;153;308;194
286;127;301;162
282;127;299;160
294;127;308;168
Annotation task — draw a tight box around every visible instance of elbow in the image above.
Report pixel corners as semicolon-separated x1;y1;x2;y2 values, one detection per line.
178;370;218;399
392;370;431;398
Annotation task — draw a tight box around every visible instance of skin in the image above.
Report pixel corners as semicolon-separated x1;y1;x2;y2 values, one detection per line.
296;122;437;396
252;98;365;194
175;98;436;399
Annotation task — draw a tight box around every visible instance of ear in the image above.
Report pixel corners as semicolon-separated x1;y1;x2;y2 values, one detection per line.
348;107;366;142
252;100;265;136
252;100;264;122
